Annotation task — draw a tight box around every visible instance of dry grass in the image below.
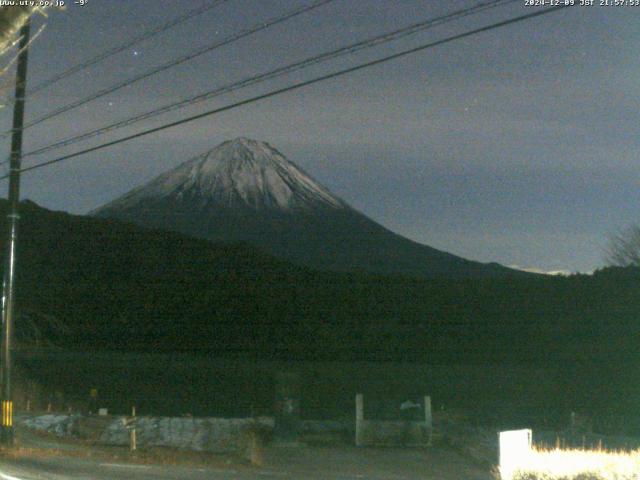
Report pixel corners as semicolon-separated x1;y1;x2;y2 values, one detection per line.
501;445;640;480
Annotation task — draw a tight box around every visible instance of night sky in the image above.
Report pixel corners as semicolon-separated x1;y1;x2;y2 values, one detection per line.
0;0;637;274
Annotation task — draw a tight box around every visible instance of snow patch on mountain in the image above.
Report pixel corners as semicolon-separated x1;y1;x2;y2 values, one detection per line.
97;138;346;213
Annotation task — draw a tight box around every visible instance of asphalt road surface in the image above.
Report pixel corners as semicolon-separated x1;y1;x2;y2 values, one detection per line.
0;445;492;480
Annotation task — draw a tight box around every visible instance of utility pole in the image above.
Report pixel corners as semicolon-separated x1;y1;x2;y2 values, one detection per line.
1;19;31;446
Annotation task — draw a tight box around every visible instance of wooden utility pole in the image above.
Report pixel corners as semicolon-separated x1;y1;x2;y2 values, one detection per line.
1;19;31;446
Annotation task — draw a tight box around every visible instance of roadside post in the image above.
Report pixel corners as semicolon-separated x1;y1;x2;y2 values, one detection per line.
273;371;300;445
123;406;137;452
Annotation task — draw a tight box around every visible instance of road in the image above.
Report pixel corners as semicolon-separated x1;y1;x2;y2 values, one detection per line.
0;445;492;480
3;423;492;479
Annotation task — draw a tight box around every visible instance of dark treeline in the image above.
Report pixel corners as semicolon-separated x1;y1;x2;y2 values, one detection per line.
3;200;640;427
3;200;638;365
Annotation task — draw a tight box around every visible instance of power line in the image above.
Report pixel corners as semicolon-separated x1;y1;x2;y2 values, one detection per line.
13;0;229;102
0;0;336;139
4;5;572;181
23;0;517;160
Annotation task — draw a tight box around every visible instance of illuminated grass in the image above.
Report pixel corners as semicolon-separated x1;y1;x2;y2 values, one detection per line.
503;446;640;480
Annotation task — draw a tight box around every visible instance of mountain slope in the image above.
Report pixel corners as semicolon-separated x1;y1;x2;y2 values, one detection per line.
3;199;639;364
5;200;638;430
93;138;518;278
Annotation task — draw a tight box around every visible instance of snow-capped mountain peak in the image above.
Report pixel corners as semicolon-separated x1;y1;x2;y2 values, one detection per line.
100;138;345;213
92;137;519;279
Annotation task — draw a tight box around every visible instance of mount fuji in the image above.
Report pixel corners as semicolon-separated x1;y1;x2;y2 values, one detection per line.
92;137;517;278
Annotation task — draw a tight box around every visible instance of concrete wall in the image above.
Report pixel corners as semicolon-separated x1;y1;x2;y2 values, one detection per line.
20;413;274;453
103;416;274;452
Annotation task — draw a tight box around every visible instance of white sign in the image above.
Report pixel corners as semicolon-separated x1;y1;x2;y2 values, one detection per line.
499;429;532;480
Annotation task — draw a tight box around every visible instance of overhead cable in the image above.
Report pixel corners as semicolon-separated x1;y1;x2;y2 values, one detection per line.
0;0;336;138
22;0;229;99
23;0;517;159
5;5;572;180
